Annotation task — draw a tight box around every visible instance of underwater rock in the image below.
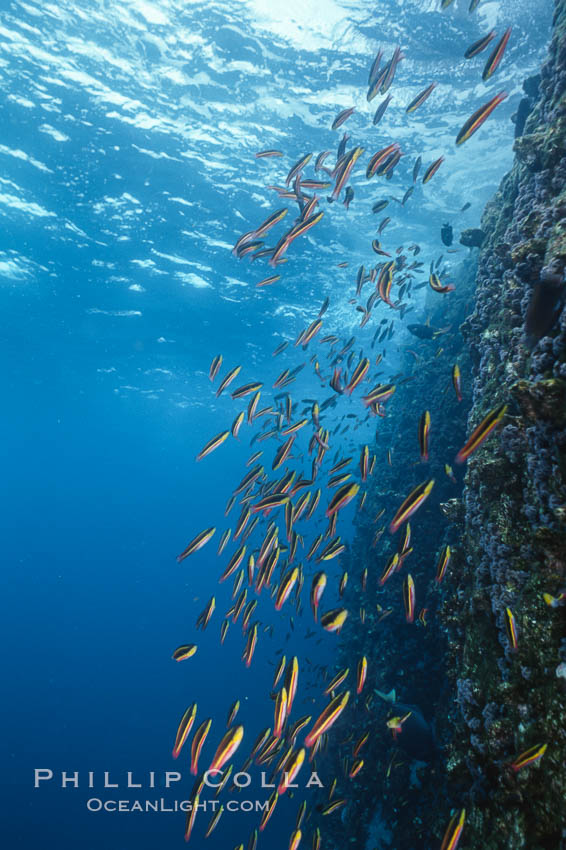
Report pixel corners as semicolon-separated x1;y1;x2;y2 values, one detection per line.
513;124;566;172
511;238;547;264
524;280;565;344
513;131;546;168
459;228;486;248
511;378;566;424
439;498;463;522
512;98;532;138
523;73;541;99
437;4;566;847
512;74;541;138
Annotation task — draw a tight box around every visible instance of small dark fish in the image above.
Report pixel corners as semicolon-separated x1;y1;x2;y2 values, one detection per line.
337;132;350;161
406;83;435;114
412;156;422;183
343;186;354;209
286;153;313;186
339;336;355;355
482;28;512;81
356;265;365;297
381;149;401;177
318;296;330;318
332;107;355;131
372;239;391;257
441;223;453;246
379;46;404;95
422;157;444;184
464;30;496;60
315;150;331;172
373;95;392;126
372;199;389;214
460;202;471;212
289;364;305;378
402;186;414;206
368;50;383;87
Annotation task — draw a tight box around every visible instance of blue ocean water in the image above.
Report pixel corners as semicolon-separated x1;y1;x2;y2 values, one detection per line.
1;0;554;848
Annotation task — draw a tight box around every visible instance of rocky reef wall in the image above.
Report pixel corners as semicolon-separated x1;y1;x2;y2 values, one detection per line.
441;0;566;846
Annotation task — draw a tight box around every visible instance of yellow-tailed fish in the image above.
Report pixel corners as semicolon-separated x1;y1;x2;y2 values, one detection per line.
403;574;415;623
242;622;258;667
190;718;212;775
172;644;197;662
456;92;508;145
510;743;547;772
505;606;518;652
208;726;244;774
324;667;349;695
274;687;288;738
435;545;451;583
284;656;299;712
227;700;240;728
204;804;224;838
209;354;222;381
278;747;305;795
304;691;350;748
177;527;215;562
320;607;348;633
440;808;466;850
389;480;435;533
215;365;242;397
326;482;359;517
482;28;512;81
259;790;278;831
452;364;462;401
184;791;200;843
196;431;229;461
422;156;444;184
356;656;367;694
320;799;346;815
455;404;507;463
349;758;364;778
172;703;197;759
418;410;431;461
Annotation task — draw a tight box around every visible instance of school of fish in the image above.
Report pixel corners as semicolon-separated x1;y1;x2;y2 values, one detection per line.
169;6;548;850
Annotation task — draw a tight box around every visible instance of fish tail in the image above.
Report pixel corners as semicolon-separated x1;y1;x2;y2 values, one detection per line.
375;688;396;703
432;326;451;338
